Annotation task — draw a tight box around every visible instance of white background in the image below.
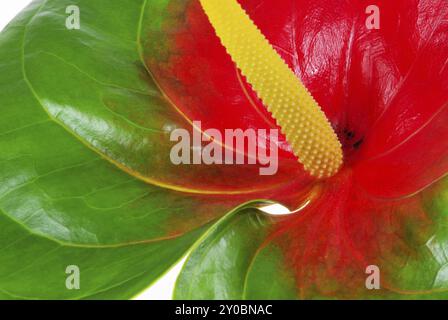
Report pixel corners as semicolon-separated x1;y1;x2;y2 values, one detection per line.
0;0;181;301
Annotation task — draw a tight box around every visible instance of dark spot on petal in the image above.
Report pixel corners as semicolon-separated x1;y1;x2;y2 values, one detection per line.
353;138;364;149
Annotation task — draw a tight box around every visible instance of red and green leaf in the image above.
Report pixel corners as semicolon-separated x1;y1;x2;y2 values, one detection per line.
176;175;448;299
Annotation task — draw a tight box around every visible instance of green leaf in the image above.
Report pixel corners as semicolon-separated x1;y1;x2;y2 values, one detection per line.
0;208;207;299
243;242;298;300
0;0;252;299
174;206;297;299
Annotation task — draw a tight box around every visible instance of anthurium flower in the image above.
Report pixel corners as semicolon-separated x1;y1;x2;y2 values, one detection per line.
0;0;447;299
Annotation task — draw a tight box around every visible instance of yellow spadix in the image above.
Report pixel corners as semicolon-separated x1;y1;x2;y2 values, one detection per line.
199;0;343;178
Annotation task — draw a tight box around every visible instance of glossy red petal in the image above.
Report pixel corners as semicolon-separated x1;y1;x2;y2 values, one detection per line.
268;170;446;298
357;0;448;197
144;0;448;198
355;104;448;198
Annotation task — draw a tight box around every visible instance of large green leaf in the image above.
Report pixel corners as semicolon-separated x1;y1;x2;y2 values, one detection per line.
0;0;268;299
174;206;297;300
175;177;448;300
